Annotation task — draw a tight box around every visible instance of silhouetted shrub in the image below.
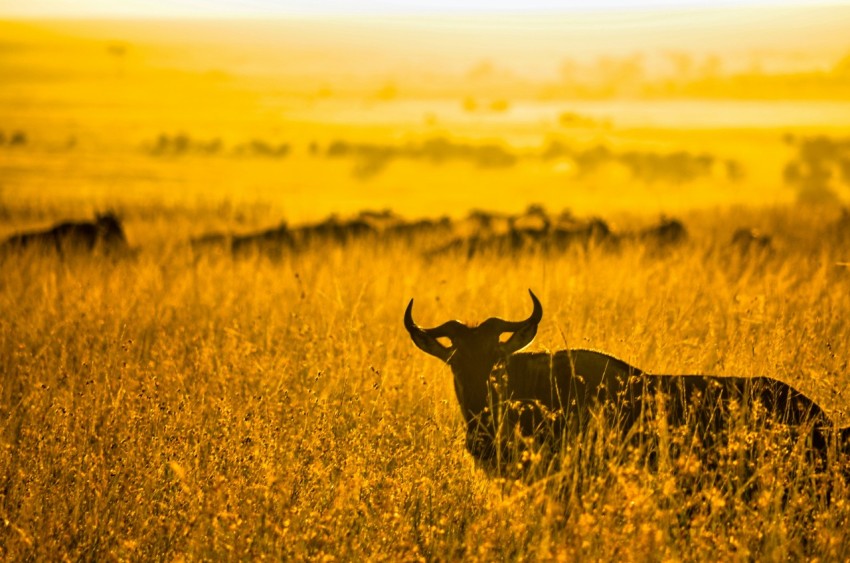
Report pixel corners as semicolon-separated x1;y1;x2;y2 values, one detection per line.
783;135;850;205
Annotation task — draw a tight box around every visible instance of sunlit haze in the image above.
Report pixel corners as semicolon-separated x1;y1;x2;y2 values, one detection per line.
3;0;850;557
1;0;846;17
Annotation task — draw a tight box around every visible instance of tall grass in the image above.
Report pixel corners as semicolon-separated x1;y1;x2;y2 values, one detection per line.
1;206;849;560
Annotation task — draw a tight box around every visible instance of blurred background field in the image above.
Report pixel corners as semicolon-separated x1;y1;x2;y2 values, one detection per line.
3;3;850;559
2;7;850;235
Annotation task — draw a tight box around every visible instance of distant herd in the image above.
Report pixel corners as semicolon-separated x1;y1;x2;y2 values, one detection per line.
2;206;848;260
0;213;130;256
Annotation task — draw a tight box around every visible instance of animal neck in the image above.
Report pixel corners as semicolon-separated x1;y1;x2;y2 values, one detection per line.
450;358;509;423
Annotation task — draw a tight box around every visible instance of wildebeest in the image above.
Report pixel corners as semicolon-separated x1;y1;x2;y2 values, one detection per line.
405;290;848;466
549;218;613;251
632;217;687;247
831;208;850;242
426;216;614;259
230;222;294;259
1;213;129;255
382;217;453;245
189;231;231;253
206;215;380;260
731;227;773;254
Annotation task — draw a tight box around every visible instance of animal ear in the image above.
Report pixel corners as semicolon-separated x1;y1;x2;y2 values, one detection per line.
499;324;538;355
490;289;542;355
404;299;453;362
408;330;453;363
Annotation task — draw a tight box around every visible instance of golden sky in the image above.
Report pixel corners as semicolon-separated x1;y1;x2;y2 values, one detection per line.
1;0;846;17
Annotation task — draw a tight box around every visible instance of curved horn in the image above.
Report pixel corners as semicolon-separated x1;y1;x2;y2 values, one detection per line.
496;289;543;355
490;289;543;333
404;299;454;362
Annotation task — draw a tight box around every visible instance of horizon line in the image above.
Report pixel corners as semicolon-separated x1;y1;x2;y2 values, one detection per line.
2;0;848;20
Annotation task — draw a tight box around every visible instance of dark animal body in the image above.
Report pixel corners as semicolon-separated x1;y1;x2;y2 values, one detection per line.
2;214;128;256
194;217;381;260
731;227;774;254
405;290;847;464
472;349;831;461
425;215;685;260
198;213;456;259
230;222;294;259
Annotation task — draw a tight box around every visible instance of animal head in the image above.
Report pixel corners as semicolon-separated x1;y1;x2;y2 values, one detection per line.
404;290;543;384
95;213;128;248
95;213;123;233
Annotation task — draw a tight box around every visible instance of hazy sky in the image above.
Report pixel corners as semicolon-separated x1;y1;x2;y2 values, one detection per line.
1;0;846;17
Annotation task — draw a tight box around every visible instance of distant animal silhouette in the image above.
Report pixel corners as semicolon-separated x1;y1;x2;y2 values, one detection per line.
731;228;773;254
2;213;128;256
230;222;293;259
631;217;687;247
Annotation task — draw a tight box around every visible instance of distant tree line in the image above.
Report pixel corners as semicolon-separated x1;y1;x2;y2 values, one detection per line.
783;135;850;204
145;133;290;158
0;130;27;147
74;131;750;184
322;136;741;183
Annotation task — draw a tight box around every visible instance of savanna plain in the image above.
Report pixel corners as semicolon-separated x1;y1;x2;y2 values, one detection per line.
3;12;850;560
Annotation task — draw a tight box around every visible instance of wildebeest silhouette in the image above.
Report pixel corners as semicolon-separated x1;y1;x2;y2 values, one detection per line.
201;215;381;260
2;213;129;256
632;217;687;247
289;216;377;249
426;209;691;259
230;222;294;259
426;216;614;259
731;227;773;254
831;208;850;243
405;290;848;466
382;217;453;244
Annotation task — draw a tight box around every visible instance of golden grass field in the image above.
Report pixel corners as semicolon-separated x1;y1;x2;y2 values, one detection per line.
2;12;850;560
